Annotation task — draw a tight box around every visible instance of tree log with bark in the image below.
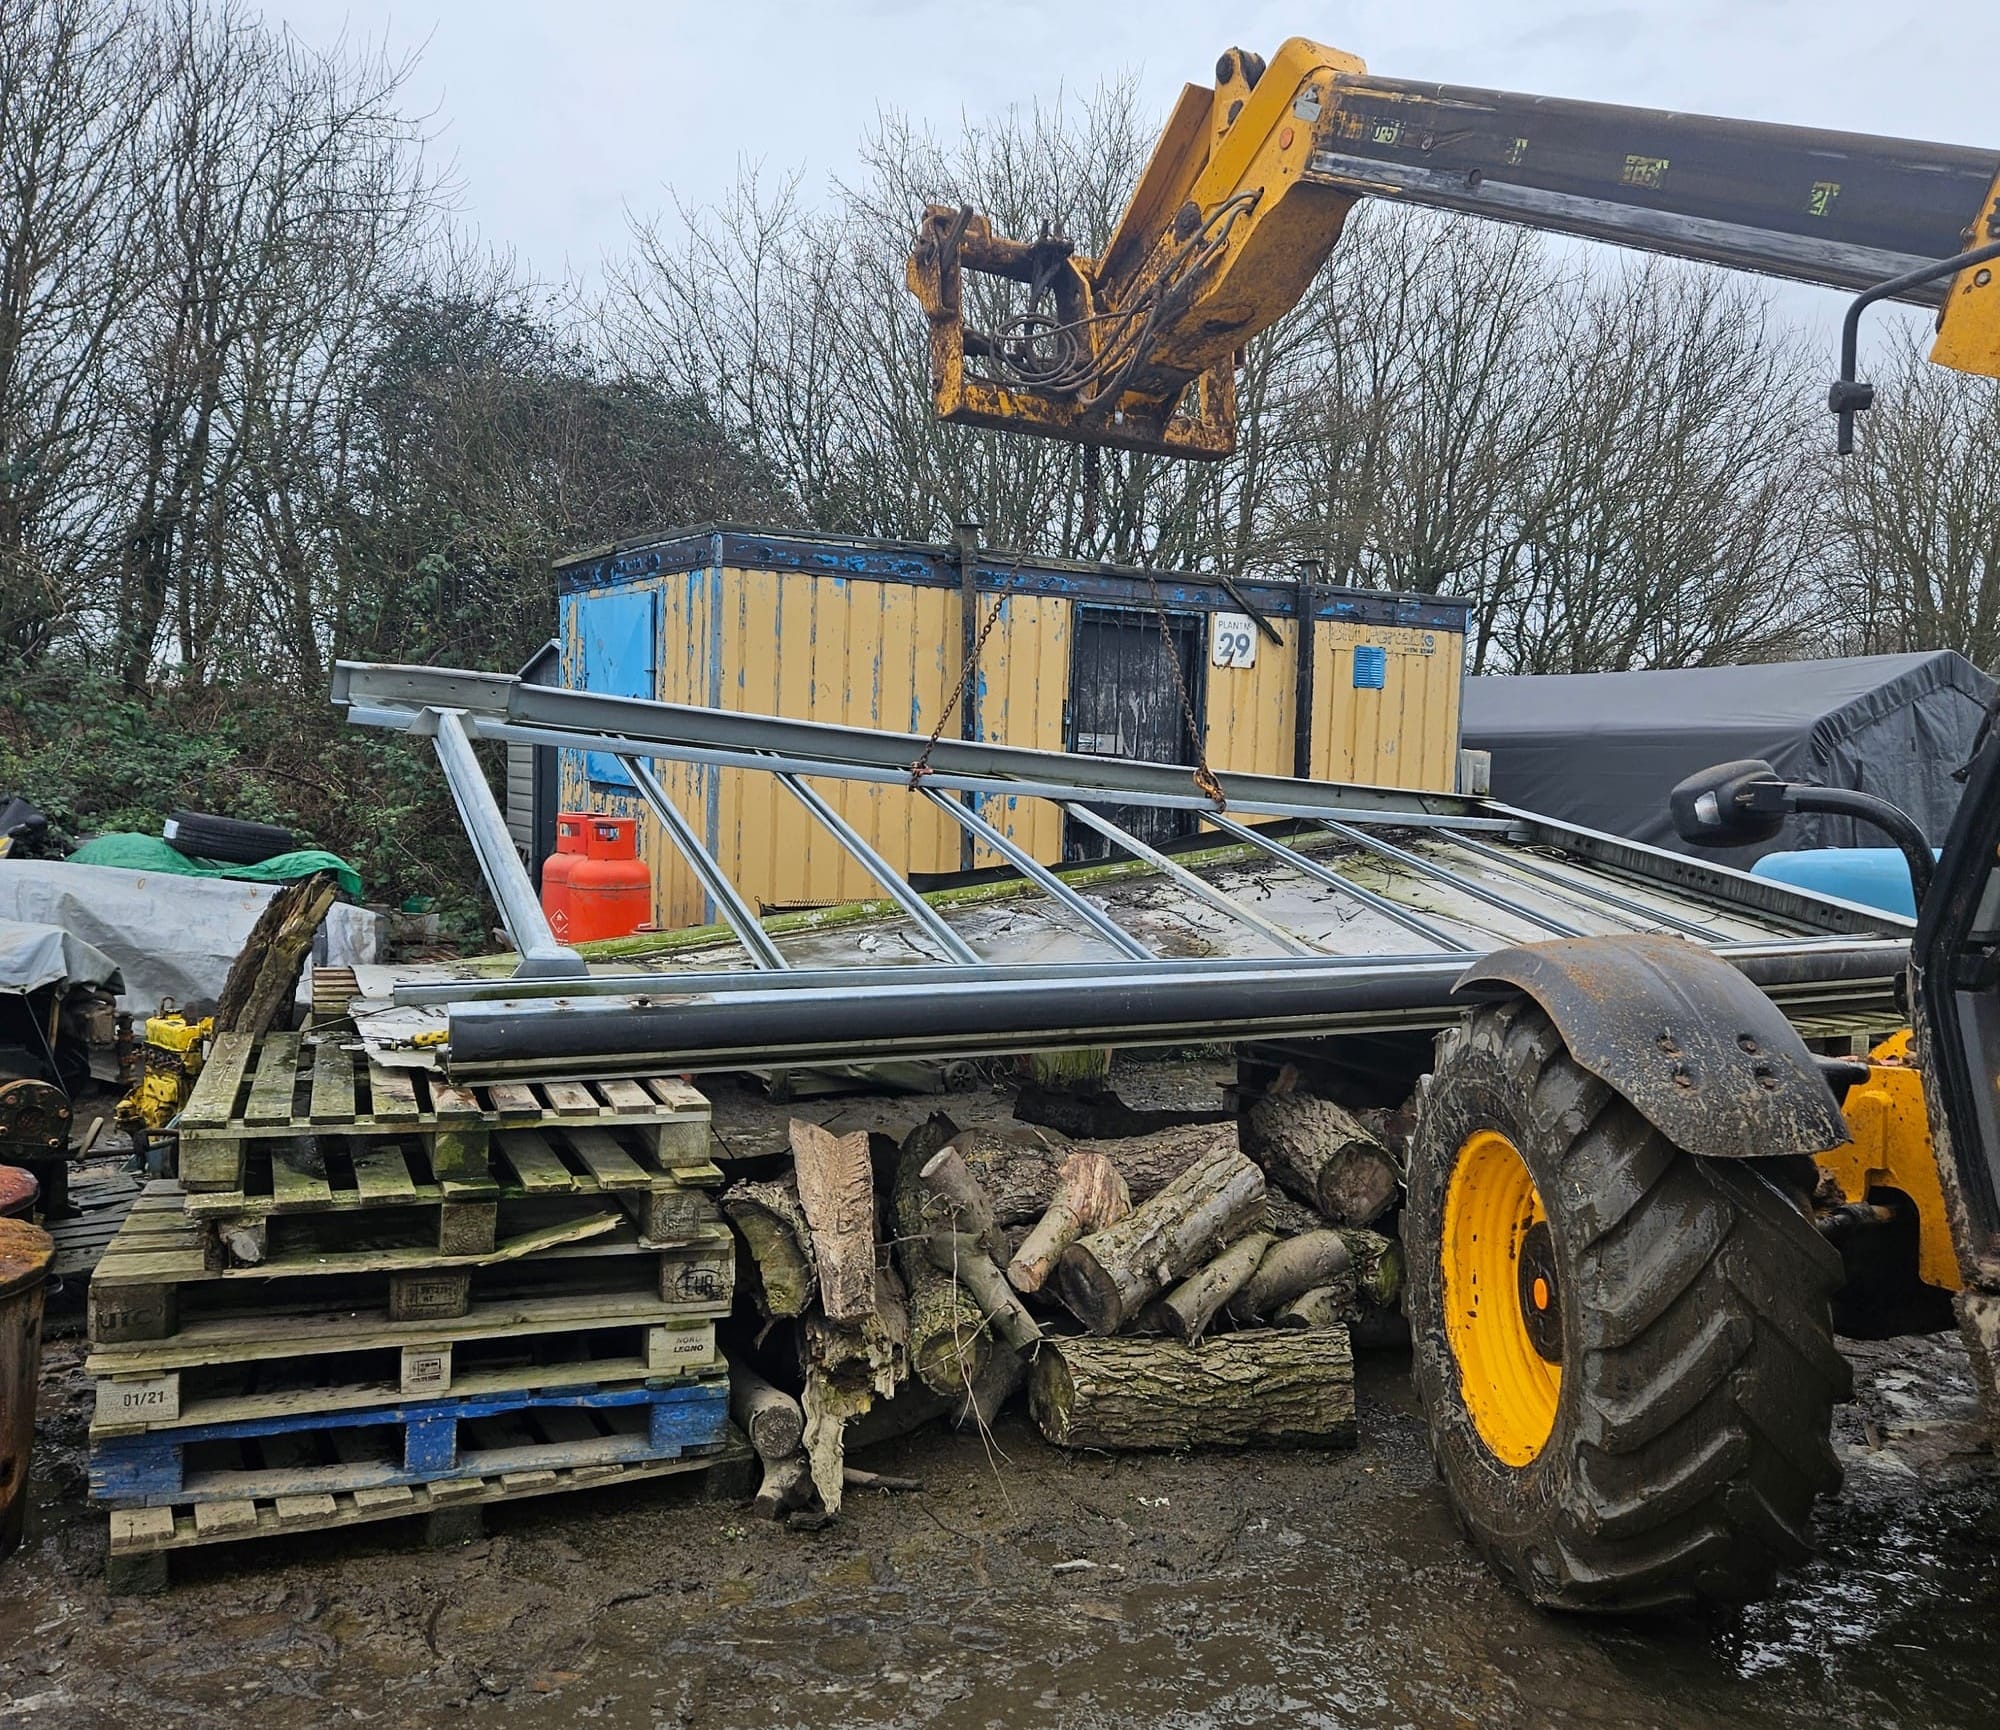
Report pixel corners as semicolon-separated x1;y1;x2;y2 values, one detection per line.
915;1147;1008;1263
1241;1093;1400;1226
215;870;340;1038
1228;1229;1354;1323
753;1453;813;1520
956;1340;1027;1430
1273;1284;1357;1329
925;1232;1042;1351
953;1121;1236;1226
892;1139;991;1396
729;1360;803;1461
721;1178;817;1318
1052;1147;1265;1334
1006;1150;1130;1294
844;1383;954;1450
1147;1229;1276;1342
1340;1226;1405;1309
1030;1328;1355;1450
799;1267;909;1514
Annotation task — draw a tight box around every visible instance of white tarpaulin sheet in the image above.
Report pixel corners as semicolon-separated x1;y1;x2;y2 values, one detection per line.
0;919;123;996
0;860;382;1012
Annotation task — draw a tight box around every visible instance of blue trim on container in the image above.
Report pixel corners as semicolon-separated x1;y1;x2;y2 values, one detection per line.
554;525;1471;634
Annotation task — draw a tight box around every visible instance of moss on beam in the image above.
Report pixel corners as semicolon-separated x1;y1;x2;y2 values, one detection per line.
475;822;1354;969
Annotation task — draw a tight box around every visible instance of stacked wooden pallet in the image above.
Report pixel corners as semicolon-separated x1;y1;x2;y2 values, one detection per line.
84;1032;745;1590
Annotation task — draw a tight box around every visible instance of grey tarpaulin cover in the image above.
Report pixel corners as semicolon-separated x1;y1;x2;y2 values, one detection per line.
0;919;122;997
1462;651;1997;867
0;860;381;1013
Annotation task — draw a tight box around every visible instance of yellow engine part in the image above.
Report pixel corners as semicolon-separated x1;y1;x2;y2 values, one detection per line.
141;1009;211;1057
1442;1128;1562;1467
116;1009;214;1132
1815;1029;1960;1292
117;1070;190;1133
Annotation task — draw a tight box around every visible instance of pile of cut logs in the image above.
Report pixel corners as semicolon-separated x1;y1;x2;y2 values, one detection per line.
719;1087;1405;1527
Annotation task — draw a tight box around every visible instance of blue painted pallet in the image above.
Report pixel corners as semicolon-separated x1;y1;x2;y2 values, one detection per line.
90;1374;729;1507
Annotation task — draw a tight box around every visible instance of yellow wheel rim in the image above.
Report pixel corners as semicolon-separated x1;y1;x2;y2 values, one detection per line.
1442;1129;1563;1467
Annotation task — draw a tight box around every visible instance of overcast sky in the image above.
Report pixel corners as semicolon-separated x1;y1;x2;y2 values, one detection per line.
260;1;1992;334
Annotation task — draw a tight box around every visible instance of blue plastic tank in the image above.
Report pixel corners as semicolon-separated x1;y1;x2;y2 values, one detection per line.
1751;848;1936;918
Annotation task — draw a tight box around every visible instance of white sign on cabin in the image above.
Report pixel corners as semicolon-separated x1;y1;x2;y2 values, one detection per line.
1211;612;1257;669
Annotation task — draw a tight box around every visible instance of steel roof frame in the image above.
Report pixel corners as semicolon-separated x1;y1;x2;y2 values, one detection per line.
332;661;1910;1069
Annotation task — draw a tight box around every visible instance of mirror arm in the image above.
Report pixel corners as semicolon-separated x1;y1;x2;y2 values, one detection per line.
1783;786;1936;908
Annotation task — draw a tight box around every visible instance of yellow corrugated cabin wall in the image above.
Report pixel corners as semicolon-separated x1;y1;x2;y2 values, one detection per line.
708;565;948;912
561;565;1074;932
652;566;716;928
706;569;1069;915
1201;616;1299;778
1309;618;1463;792
561;560;1463;933
965;589;1068;867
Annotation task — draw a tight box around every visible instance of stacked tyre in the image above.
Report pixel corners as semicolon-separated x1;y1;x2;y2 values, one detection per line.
162;810;298;865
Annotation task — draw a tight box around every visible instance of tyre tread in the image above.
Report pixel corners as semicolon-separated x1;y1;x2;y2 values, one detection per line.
1407;1002;1846;1611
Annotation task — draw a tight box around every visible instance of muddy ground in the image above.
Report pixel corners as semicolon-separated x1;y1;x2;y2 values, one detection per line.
5;1079;2000;1729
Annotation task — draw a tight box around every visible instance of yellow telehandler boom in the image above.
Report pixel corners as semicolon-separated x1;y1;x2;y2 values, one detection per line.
906;39;2000;458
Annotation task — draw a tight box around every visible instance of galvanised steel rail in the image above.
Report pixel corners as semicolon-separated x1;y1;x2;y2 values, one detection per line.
332;661;1913;1071
439;941;1911;1075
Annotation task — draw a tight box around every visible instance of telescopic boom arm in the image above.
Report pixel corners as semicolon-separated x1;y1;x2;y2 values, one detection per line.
905;39;2000;459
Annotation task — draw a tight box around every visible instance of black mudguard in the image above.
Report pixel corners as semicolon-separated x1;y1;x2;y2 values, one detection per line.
1453;935;1849;1161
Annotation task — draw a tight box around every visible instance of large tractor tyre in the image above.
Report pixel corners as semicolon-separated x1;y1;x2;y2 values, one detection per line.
1403;999;1851;1613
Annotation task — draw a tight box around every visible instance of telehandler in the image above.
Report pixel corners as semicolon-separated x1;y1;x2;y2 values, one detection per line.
903;40;2000;1610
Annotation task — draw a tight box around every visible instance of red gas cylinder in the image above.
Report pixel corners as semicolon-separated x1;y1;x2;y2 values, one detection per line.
540;813;594;940
566;815;651;941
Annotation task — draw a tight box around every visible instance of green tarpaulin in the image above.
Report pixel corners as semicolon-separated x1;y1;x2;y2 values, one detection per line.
69;833;363;899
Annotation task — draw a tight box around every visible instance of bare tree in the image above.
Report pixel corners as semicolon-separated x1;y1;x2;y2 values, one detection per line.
1488;264;1823;672
611;82;1243;560
0;0;156;666
107;0;438;689
1261;208;1562;651
610;89;1839;681
1823;324;2000;667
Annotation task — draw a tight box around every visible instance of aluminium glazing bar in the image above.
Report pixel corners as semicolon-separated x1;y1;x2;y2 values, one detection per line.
1199;812;1476;953
620;755;788;970
1322;820;1586;939
394;951;1489;1009
777;773;983;965
918;786;1153;961
428;707;587;980
1060;802;1320;957
1435;830;1725;943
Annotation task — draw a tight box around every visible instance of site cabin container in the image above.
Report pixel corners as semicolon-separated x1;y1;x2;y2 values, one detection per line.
555;525;1470;931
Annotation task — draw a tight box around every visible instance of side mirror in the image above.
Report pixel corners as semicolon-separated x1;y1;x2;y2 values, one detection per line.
1669;759;1793;848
